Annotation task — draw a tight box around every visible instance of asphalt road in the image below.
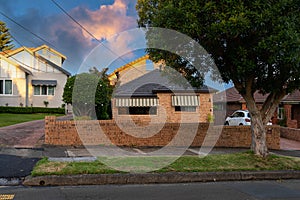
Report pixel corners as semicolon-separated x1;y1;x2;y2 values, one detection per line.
1;180;300;200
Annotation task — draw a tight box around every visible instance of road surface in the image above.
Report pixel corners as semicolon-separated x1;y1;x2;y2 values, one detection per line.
0;180;300;200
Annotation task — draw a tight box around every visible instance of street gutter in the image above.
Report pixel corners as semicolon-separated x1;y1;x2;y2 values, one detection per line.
23;170;300;186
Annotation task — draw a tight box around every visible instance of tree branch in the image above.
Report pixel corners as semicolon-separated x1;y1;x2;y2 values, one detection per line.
261;90;286;124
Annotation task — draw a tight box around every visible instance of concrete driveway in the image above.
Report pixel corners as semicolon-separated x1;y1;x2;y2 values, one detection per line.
0;114;72;148
0;119;45;148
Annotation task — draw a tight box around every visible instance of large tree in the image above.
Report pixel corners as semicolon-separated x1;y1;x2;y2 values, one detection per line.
137;0;300;156
0;21;14;51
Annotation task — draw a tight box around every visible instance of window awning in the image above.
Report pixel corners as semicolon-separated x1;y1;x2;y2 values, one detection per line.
116;98;159;107
172;95;200;106
32;80;57;86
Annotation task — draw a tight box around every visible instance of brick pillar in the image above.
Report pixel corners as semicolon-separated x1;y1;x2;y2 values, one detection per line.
242;103;247;110
44;116;56;144
272;108;278;125
284;104;292;121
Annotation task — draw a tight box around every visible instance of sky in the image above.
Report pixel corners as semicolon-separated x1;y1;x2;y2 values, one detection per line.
0;0;142;75
0;0;230;90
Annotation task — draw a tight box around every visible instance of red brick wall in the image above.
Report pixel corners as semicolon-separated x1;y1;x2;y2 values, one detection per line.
280;127;300;142
292;105;300;128
44;116;280;149
112;93;213;123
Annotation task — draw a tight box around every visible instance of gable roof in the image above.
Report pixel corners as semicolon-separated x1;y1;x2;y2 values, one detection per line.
108;55;149;81
114;69;217;97
0;45;70;76
32;44;67;61
0;54;32;75
36;54;71;76
0;45;67;61
0;47;35;57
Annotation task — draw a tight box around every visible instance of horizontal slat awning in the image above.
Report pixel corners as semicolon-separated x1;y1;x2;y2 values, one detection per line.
32;80;57;86
116;98;159;107
172;95;200;106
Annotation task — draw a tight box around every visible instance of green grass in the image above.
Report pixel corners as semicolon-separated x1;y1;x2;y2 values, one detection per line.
0;113;64;127
31;152;300;176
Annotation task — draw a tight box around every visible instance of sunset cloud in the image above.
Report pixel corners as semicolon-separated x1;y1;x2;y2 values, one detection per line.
49;0;139;71
2;0;139;74
66;0;137;44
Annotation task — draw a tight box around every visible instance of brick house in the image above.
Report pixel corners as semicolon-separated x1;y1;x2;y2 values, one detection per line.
213;87;300;128
111;69;216;123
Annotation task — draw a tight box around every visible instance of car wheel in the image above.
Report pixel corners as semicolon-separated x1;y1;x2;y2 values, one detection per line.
239;123;244;126
224;121;229;126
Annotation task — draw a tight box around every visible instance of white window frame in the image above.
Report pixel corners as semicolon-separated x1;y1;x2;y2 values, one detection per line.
0;79;13;96
174;106;197;112
277;106;285;119
33;85;55;96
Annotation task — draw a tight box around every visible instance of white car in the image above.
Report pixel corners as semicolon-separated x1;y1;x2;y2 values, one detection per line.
224;110;251;126
224;110;272;126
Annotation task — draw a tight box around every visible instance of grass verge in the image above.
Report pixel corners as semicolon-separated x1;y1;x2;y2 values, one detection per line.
31;151;300;176
0;113;64;127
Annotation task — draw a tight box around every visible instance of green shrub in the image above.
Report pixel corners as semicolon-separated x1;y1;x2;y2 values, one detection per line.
0;106;65;114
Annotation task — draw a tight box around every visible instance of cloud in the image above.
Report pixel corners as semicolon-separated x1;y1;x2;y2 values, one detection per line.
72;0;137;42
2;0;138;74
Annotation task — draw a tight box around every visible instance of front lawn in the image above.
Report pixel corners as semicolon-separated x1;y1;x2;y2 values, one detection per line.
31;152;300;176
0;113;64;127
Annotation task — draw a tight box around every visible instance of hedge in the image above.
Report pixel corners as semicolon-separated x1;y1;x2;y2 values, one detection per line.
0;106;65;114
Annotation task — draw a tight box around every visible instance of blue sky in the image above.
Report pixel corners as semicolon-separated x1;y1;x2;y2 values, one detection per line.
0;0;230;90
0;0;141;74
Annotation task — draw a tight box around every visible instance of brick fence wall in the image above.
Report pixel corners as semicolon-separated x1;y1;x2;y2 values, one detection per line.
45;116;280;149
280;127;300;142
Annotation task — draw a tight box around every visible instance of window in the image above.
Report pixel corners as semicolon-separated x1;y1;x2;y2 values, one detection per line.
48;86;55;95
278;106;284;119
41;86;47;95
118;107;157;115
0;80;12;95
34;86;40;95
175;106;196;112
232;112;244;118
33;85;55;96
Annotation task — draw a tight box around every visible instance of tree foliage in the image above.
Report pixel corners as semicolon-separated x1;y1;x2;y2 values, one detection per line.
0;21;14;51
62;68;113;120
137;0;300;156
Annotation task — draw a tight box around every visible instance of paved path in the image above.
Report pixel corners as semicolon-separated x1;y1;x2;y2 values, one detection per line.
0;119;45;148
0;114;72;148
280;137;300;150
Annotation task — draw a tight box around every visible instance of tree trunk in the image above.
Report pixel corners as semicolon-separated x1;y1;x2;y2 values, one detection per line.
243;94;268;157
250;111;268;157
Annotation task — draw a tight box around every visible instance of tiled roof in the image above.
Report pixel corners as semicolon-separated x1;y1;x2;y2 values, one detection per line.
214;87;300;104
282;90;300;103
213;87;242;103
114;69;216;97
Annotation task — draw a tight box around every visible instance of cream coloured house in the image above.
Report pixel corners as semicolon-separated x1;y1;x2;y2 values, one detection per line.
0;45;70;108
